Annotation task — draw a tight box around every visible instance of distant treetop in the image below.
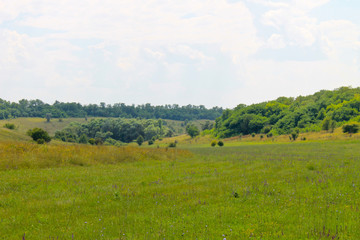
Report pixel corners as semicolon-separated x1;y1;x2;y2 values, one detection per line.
0;99;223;121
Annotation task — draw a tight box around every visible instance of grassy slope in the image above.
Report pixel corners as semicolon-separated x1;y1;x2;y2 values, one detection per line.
1;139;360;239
0;118;212;141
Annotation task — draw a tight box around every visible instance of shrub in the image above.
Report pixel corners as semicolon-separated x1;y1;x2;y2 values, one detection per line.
88;138;95;145
186;124;200;138
260;135;264;139
136;135;144;146
251;133;255;137
217;140;224;147
266;132;273;138
290;132;299;141
78;134;88;144
168;142;177;148
37;139;45;144
95;138;103;145
342;123;359;134
210;140;217;147
27;128;51;143
3;123;15;130
148;139;154;145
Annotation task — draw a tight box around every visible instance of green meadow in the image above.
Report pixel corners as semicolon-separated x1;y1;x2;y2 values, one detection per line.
1;138;360;239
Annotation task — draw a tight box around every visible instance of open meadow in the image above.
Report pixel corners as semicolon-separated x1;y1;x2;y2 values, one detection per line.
1;138;360;239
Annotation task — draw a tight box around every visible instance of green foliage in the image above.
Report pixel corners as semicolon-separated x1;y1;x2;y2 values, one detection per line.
78;134;88;144
215;87;360;138
148;139;154;145
36;138;45;144
290;129;299;141
186;124;200;138
88;138;95;145
217;140;224;147
45;113;51;122
266;132;273;138
210;140;217;147
3;123;15;130
168;142;177;148
136;135;144;146
0;98;223;121
27;128;51;143
201;120;214;131
54;118;173;144
342;123;359;134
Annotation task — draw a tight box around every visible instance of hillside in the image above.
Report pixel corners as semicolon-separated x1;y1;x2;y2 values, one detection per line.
214;86;360;138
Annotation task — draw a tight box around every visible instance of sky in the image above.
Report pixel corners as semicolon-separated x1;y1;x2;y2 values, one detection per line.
0;0;359;108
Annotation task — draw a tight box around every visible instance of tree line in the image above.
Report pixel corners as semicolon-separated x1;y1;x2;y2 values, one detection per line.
54;118;174;145
214;86;360;138
0;99;223;121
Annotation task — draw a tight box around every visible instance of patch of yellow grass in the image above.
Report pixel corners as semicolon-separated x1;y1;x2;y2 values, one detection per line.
0;141;192;170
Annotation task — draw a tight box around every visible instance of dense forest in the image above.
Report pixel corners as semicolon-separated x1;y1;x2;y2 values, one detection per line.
54;118;174;145
0;99;223;121
214;86;360;138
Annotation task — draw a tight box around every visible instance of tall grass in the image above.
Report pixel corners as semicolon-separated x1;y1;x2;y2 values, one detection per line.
0;141;191;170
1;140;360;239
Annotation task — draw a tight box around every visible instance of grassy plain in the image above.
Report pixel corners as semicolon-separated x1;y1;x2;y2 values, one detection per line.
1;138;360;239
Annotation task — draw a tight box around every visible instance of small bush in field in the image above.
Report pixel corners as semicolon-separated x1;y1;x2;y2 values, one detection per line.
342;123;359;134
217;140;224;147
3;123;15;130
37;139;45;144
168;142;177;148
27;128;51;143
88;138;95;145
211;140;217;147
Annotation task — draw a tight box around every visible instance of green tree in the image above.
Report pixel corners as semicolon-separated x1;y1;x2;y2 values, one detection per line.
79;134;88;144
186;124;200;138
27;128;51;143
342;123;359;134
45;113;51;122
136;135;144;146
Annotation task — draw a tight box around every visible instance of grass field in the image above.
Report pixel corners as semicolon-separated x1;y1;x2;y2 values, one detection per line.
1;138;360;239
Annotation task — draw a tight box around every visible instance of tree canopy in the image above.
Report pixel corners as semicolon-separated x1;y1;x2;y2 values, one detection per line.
214;87;360;137
0;99;222;121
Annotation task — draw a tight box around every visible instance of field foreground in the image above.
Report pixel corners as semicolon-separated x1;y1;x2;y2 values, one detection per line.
1;140;360;239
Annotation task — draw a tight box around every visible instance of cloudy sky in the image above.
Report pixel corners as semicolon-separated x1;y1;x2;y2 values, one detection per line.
1;0;359;108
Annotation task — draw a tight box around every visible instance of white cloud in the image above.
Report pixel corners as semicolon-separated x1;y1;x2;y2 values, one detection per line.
0;0;359;108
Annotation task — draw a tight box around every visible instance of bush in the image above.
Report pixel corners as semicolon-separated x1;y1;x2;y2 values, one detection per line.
342;123;359;134
260;135;264;139
251;133;255;137
3;123;15;130
27;128;51;143
186;124;200;138
95;138;103;145
210;140;217;147
88;138;95;145
290;132;299;141
136;135;144;146
266;132;273;138
148;139;154;145
168;142;176;148
78;134;88;144
217;140;224;147
36;139;45;144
